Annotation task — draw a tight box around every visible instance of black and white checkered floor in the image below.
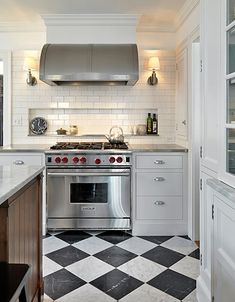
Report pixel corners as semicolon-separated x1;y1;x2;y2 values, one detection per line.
43;231;199;302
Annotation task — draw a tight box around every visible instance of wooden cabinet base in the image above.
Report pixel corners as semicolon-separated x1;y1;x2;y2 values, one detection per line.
0;174;43;302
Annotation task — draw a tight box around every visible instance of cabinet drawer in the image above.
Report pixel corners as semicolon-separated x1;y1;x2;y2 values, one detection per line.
0;154;43;166
136;155;182;169
137;196;183;220
136;172;182;196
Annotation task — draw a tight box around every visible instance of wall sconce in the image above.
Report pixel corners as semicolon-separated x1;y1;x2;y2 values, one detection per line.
23;57;37;86
147;56;160;85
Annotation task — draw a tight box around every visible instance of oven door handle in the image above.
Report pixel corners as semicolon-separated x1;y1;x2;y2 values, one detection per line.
47;172;130;177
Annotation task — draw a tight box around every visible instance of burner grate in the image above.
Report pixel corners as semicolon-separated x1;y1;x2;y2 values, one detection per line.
50;142;128;150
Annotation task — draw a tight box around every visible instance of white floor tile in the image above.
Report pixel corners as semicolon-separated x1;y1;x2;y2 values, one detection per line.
66;256;113;282
119;284;180;302
72;236;113;255
43;236;69;255
56;284;116;302
118;256;166;282
161;237;198;255
43;294;53;302
117;236;157;255
170;256;200;280
43;256;63;277
182;289;198;302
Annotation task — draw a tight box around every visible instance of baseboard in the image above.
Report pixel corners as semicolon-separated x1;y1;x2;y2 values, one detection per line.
196;276;211;302
132;221;187;236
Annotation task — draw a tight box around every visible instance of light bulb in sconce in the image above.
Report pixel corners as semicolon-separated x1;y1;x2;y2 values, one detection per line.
23;57;37;86
147;56;160;86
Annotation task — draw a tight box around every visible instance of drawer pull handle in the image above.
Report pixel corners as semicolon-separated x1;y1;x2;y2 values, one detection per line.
14;160;24;165
154;201;165;206
154;177;165;181
154;160;165;165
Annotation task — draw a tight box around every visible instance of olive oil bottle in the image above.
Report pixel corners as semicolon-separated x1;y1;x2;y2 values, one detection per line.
152;113;158;134
146;113;152;134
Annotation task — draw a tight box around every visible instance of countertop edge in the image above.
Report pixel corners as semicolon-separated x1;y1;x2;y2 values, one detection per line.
0;166;45;205
206;178;235;203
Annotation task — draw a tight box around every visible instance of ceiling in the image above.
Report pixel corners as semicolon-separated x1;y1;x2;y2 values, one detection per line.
0;0;187;30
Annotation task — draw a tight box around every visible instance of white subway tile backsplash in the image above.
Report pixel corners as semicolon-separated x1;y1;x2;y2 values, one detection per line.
12;50;176;144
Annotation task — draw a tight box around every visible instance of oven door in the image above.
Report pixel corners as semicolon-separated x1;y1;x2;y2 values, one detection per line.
47;168;131;229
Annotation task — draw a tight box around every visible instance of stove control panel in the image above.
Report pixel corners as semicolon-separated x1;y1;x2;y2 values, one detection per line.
46;154;131;166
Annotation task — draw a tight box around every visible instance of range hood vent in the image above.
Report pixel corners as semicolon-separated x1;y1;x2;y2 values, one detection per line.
39;44;139;86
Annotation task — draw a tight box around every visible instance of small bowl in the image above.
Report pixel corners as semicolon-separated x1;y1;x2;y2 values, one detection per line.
56;128;67;135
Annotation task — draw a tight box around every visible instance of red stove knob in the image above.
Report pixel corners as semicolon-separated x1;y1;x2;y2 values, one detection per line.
95;158;101;165
116;156;123;163
80;157;87;164
73;157;79;164
62;157;68;163
55;157;61;163
109;156;115;163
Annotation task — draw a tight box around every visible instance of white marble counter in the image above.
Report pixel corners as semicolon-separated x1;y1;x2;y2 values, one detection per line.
0;165;44;205
129;144;188;152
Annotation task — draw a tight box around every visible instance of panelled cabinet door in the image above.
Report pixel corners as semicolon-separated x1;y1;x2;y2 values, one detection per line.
176;48;188;143
213;195;235;302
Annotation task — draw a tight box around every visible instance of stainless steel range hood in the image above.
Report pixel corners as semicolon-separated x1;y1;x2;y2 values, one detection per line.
39;44;139;86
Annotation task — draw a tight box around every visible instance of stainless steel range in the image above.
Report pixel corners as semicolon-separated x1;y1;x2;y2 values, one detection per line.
45;142;131;230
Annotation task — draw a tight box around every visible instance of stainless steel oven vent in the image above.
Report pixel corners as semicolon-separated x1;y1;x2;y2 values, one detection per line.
39;44;139;86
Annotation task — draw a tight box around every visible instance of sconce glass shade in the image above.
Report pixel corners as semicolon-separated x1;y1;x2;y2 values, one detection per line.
147;56;160;85
148;57;160;71
23;57;37;86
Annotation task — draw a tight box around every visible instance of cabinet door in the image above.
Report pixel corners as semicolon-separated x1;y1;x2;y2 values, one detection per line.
176;48;188;143
213;195;235;302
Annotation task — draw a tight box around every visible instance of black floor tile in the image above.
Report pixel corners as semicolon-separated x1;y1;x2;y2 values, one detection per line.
55;230;92;244
97;230;132;244
45;246;89;267
188;248;200;260
148;269;196;300
139;236;173;245
44;269;86;300
91;269;143;300
93;246;137;267
142;246;185;267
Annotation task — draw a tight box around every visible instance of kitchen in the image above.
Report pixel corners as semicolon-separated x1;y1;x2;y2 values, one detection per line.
0;0;234;302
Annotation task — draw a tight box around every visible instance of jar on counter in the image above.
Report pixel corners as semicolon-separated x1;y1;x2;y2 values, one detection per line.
69;125;78;135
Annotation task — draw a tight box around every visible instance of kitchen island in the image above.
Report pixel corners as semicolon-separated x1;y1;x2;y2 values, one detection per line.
0;165;44;302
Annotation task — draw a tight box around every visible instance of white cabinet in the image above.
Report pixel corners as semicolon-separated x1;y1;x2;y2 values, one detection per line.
200;0;220;174
213;194;235;302
132;152;188;236
197;178;235;302
176;48;188;144
197;171;213;302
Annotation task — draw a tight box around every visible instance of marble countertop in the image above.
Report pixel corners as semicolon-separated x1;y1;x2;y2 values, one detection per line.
0;165;44;205
0;144;50;152
0;143;188;153
207;178;235;204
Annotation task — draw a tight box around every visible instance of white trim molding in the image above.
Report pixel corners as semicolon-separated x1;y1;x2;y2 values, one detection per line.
41;14;140;27
175;0;200;30
0;51;12;146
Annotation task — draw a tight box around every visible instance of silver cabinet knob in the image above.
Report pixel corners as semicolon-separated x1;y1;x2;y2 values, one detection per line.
13;160;25;165
182;120;187;125
154;160;165;165
154;201;165;206
154;177;165;181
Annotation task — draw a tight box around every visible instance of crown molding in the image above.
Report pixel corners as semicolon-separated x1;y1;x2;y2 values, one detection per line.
41;14;140;27
137;24;176;33
175;0;200;30
0;21;45;32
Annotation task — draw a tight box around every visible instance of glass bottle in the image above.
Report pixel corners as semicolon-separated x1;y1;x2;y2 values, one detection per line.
147;113;152;134
152;113;158;134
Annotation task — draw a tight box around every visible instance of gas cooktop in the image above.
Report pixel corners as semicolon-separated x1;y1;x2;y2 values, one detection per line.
50;142;129;150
